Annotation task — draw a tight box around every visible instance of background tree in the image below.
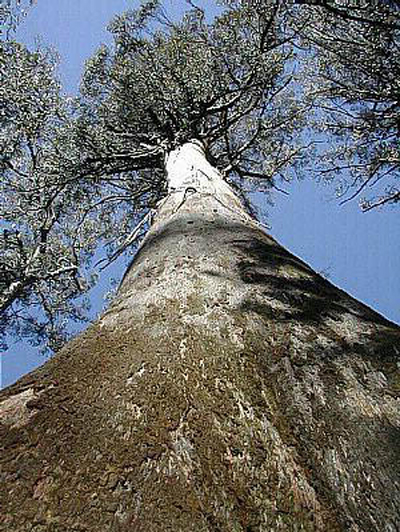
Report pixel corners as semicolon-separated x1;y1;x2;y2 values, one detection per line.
0;38;78;348
0;0;156;352
292;0;400;210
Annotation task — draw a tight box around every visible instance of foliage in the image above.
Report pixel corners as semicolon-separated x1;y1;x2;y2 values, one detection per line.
0;0;36;39
293;0;400;210
78;0;307;199
0;40;97;351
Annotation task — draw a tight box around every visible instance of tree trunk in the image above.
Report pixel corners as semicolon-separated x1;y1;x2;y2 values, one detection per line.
1;141;399;532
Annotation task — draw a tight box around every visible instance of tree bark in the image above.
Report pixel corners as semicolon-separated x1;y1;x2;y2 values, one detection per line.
1;141;399;532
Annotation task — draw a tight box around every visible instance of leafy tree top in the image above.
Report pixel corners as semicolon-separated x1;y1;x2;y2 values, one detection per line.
293;0;400;210
77;0;304;190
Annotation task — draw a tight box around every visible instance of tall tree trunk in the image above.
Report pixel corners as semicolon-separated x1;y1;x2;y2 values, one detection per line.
1;141;399;532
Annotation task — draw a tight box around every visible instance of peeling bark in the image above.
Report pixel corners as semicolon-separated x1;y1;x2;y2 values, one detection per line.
1;141;399;531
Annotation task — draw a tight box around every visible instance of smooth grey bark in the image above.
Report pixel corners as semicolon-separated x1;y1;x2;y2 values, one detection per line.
1;141;399;531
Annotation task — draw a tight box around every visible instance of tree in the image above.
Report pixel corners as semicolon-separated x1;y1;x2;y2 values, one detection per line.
1;138;400;531
0;38;100;352
1;0;398;353
1;2;400;529
0;1;152;351
291;0;400;210
76;0;305;196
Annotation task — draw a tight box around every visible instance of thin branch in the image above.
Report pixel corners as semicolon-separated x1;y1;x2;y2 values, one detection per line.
362;190;400;211
95;210;153;271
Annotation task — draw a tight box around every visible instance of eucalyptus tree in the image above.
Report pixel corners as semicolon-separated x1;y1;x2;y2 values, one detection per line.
1;40;77;349
292;0;400;210
1;1;400;531
0;37;105;351
0;4;150;351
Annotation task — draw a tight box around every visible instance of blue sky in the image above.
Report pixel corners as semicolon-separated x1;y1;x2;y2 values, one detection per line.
1;0;399;388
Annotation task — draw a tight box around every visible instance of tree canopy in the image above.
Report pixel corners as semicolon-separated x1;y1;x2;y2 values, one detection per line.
292;0;400;209
0;26;94;351
77;0;306;197
0;0;37;39
1;0;399;353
